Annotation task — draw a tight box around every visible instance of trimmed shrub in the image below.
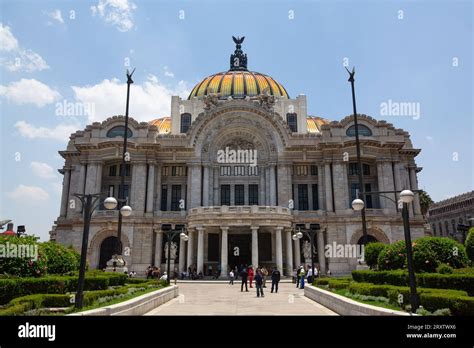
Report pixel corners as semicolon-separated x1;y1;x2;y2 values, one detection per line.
466;228;474;264
413;237;468;270
351;270;474;296
364;242;386;270
436;263;454;274
0;235;48;277
418;293;474;316
39;242;80;274
0;294;71;316
377;241;406;270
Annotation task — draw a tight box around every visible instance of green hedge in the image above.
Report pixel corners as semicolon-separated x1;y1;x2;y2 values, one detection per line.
352;270;474;295
314;278;351;290
466;228;474;264
365;242;386;269
0;294;71;316
0;273;128;304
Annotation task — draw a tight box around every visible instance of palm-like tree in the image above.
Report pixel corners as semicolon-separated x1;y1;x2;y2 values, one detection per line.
419;190;434;221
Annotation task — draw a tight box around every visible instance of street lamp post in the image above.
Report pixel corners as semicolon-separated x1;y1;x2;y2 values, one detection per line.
162;227;189;285
293;224;320;283
352;189;420;313
346;67;368;245
109;68;135;271
74;194;118;309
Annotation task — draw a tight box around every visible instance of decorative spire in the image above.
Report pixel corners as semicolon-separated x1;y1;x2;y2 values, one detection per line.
229;36;247;71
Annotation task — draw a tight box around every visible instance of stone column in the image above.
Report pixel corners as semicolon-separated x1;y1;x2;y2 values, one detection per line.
285;229;293;276
294;237;301;268
269;164;276;206
186;229;194;270
77;163;86;196
213;166;219;205
409;167;422;215
277;164;291;207
84;161;100;194
377;162;386;209
317;164;324;210
146;163;155;213
251;226;259;267
131;162;147;213
154;230;163;267
259;169;265;206
220;227;229;277
384;162;396;212
317;230;326;273
202;165;210;206
190;164;202;208
333;162;349;211
197;227;204;273
324;163;333;212
155;164;162;212
265;166;270;205
394;162;402;192
275;227;283;272
179;238;186;272
59;168;71;217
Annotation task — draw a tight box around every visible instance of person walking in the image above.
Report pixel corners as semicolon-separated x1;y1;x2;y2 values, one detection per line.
299;266;306;289
261;266;268;288
248;266;254;288
270;267;281;293
255;270;264;297
229;270;235;285
296;266;303;288
240;267;249;292
307;265;314;284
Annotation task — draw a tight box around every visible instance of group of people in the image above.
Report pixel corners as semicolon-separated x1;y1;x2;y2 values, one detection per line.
145;266;162;279
181;266;204;280
293;265;323;289
229;265;281;298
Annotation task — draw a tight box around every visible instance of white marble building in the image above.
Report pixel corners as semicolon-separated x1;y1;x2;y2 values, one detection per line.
51;39;425;276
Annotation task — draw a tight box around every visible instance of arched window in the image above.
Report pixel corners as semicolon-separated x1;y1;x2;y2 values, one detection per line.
445;221;449;235
286;113;298;132
107;126;132;138
346;124;372;137
439;222;443;235
180;113;191;133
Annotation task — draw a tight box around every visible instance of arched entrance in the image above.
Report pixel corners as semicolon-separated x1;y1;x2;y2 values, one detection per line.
356;235;379;245
99;236;122;269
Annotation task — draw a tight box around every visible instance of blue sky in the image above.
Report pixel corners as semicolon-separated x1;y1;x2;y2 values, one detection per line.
0;0;472;241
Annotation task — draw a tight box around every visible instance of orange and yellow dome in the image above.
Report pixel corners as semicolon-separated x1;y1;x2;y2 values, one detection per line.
188;70;289;100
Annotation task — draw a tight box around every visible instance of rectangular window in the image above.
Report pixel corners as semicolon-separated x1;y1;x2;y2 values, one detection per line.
349;163;371;176
160;185;168;211
221;185;230;205
234;166;245;176
108;185;115;198
350;183;374;209
118;185;129;201
234;185;244;205
171;185;181;211
294;165;308;176
109;165;117;177
162;166;170;177
207;234;219;262
287;113;298;132
298;184;309;211
248;166;258;176
119;164;131;177
312;184;319;210
220;166;231;176
249;184;259;205
310;165;318;176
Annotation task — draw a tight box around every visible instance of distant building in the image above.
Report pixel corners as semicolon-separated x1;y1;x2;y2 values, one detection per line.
427;191;474;243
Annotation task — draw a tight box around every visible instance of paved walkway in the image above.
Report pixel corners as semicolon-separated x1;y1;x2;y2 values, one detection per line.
145;282;337;316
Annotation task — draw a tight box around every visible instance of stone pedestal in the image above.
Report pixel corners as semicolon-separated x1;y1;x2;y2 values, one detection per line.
105;254;128;274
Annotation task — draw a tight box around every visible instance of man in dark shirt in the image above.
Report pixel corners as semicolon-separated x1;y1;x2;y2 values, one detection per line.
255;270;264;297
240;267;248;292
271;267;281;293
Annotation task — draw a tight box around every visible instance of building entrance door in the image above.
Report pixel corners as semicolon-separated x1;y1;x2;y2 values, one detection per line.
228;234;251;271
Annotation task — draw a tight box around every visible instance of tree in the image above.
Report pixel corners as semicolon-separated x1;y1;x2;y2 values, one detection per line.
418;189;434;221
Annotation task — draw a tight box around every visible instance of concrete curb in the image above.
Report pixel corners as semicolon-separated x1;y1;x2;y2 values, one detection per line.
70;285;179;316
304;285;414;316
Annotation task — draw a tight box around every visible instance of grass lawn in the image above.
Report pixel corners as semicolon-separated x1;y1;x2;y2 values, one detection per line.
319;286;405;312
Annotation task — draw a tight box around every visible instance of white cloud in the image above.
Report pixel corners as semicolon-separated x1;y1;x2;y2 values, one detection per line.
14;121;80;141
7;184;50;202
46;9;65;24
0;23;18;51
31;162;57;179
90;0;137;32
0;79;61;107
0;23;49;72
50;182;63;196
71;74;190;122
163;66;174;78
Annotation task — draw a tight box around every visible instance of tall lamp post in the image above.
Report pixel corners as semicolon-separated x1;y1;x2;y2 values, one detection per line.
162;227;189;285
74;194;118;309
346;67;368;245
292;224;320;283
109;68;135;271
352;189;420;313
